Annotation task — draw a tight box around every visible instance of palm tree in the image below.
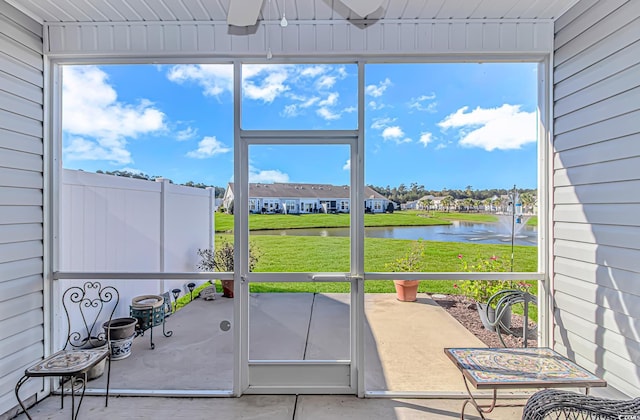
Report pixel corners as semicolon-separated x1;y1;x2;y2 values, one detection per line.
425;198;434;214
493;196;504;213
442;196;454;212
483;197;492;213
519;192;535;214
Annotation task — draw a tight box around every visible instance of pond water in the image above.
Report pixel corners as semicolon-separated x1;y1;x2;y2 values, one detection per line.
250;220;538;246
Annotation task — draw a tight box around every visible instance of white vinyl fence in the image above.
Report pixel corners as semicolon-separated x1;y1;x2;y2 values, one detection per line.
57;169;215;344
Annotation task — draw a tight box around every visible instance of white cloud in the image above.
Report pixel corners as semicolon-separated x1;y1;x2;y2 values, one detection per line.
316;75;336;89
281;96;321;118
343;159;351;171
167;64;353;123
438;104;536;151
317;107;340;120
381;126;411;144
435;143;447;150
167;64;233;97
249;168;290;183
371;117;395;130
301;97;320;108
186;136;232;159
419;132;433;147
409;93;437;112
62;66;166;165
62;136;131;163
282;104;300;117
382;126;403;139
243;65;290;103
365;78;391;97
318;92;339;107
167;63;290;103
343;106;357;113
176;126;198;141
300;66;327;77
368;101;385;110
315;93;342;120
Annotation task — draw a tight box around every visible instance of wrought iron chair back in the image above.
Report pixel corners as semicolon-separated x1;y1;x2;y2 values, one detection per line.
63;282;119;350
522;389;640;419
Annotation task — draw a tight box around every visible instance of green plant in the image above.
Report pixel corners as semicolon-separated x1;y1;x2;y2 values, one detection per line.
455;254;530;304
384;240;427;272
196;237;260;272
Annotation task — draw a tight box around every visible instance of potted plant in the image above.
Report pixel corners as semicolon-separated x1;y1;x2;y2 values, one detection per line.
197;237;260;298
455;254;530;331
385;241;427;302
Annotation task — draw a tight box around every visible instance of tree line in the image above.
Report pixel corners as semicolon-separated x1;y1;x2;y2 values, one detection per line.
92;169;534;208
368;183;536;205
95;170;226;198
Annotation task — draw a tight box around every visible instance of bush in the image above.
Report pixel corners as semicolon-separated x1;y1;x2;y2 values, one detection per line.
455;254;530;304
196;237;260;272
384;240;427;272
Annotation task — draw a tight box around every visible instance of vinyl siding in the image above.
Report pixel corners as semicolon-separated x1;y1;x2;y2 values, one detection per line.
553;0;640;397
0;0;44;416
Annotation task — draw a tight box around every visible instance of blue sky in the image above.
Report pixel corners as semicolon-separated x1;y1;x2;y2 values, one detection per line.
62;62;538;191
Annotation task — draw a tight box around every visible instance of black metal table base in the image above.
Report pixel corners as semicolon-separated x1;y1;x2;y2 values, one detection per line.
15;370;111;420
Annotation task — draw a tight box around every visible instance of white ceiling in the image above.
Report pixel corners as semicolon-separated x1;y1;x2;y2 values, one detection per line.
7;0;579;24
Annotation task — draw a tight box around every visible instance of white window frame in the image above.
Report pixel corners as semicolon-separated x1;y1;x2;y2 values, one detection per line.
47;56;551;399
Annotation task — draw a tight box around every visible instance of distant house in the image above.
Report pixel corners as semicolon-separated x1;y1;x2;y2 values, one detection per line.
403;200;418;210
416;195;447;211
223;183;393;214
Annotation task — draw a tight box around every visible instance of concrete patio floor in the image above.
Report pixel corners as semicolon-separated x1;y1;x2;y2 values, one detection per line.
14;293;531;419
86;292;490;393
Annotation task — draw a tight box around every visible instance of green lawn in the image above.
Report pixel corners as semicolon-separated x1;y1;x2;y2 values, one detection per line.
212;234;537;296
214;210;509;232
429;211;499;223
210;212;539;319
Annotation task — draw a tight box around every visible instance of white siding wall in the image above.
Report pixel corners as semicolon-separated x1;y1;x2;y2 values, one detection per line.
0;1;43;417
44;20;553;57
553;0;640;396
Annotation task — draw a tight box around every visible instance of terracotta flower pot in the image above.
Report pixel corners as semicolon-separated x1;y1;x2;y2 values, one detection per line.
393;280;420;302
221;280;234;298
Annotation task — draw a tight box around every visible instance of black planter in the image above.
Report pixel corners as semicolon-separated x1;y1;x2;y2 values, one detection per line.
103;317;138;360
103;317;138;340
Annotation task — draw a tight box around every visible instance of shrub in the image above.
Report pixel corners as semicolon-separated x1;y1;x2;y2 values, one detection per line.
384;240;427;272
455;254;530;304
197;237;260;272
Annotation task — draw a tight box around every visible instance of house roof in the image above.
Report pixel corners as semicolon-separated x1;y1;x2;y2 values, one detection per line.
228;183;387;200
8;0;580;25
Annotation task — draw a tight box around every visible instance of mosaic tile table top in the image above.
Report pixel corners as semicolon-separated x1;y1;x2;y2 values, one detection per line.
25;349;108;377
445;347;607;390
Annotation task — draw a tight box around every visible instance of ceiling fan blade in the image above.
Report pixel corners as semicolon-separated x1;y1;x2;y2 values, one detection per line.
227;0;264;26
340;0;384;17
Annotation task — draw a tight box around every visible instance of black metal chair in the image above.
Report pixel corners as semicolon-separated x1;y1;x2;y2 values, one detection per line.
486;289;537;347
522;389;640;419
15;282;119;420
